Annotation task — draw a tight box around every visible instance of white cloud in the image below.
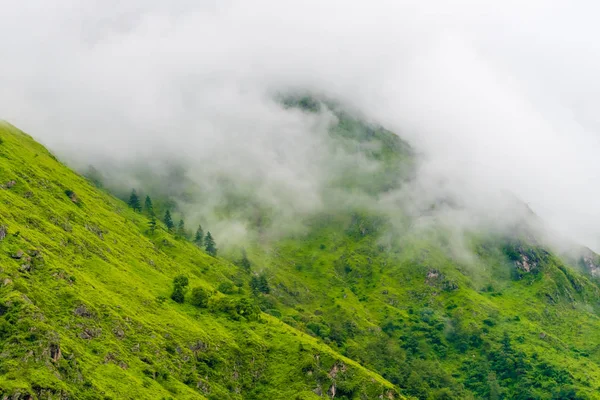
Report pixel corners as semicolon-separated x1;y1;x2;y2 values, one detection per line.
2;0;600;249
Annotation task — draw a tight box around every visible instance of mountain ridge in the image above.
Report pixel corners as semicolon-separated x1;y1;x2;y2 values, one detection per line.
2;111;600;399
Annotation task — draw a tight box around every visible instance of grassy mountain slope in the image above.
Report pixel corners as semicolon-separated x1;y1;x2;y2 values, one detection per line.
229;103;600;399
246;220;600;399
3;94;600;400
0;121;399;400
103;97;600;399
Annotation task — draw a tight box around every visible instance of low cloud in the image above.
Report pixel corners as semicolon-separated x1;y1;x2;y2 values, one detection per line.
2;1;600;250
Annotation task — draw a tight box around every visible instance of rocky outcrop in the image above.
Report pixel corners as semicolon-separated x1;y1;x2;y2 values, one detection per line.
11;250;24;260
505;242;547;275
580;249;600;277
73;305;95;318
425;269;459;292
515;253;536;273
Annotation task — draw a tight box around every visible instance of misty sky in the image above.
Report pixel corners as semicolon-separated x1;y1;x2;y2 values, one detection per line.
2;1;600;250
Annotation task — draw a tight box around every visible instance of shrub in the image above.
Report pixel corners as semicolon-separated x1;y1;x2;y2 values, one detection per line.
171;275;189;303
171;286;185;304
190;287;210;308
173;275;189;288
250;273;270;295
210;297;260;321
217;282;236;294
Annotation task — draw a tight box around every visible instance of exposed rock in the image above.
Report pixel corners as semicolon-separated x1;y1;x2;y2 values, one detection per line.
328;383;336;398
65;190;79;204
73;305;94;318
112;326;125;339
79;327;101;339
515;254;536;273
5;180;16;188
425;269;458;291
11;250;24;259
2;278;12;286
85;224;105;239
313;385;323;396
19;263;32;272
50;343;61;362
0;225;6;241
426;269;440;280
103;352;116;363
328;362;346;379
197;379;211;394
189;340;207;355
509;245;546;274
580;250;600;277
2;391;33;400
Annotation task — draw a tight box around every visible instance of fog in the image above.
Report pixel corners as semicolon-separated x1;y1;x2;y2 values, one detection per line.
2;0;600;250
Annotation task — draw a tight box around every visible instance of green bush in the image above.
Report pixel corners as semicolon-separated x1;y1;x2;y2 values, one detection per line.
217;281;236;294
173;275;189;288
190;287;210;308
170;286;185;304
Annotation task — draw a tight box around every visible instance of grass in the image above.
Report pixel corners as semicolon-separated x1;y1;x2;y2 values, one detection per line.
0;121;399;400
3;101;600;400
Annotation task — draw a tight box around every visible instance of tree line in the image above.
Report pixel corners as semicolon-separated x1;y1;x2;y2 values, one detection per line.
128;189;217;256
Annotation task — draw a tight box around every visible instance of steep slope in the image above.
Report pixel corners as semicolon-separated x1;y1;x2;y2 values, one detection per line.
4;96;600;400
233;107;600;399
96;97;600;400
0;121;399;400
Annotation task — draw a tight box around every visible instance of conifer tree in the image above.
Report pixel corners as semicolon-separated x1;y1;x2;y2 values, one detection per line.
194;225;204;247
171;275;189;304
204;231;217;256
250;275;260;296
148;214;157;234
128;189;141;212
177;219;186;238
258;273;270;294
144;195;154;215
239;249;251;272
164;210;174;231
250;273;270;295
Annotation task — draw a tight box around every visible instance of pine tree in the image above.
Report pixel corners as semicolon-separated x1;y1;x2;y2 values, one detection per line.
164;210;174;231
177;219;186;238
171;275;189;304
144;195;154;215
128;189;141;212
204;231;217;257
250;273;269;295
239;249;251;272
148;213;157;233
250;275;260;296
258;273;270;294
194;225;204;247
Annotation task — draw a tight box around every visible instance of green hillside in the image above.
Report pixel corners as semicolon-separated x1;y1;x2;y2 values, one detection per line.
0;121;398;400
2;96;600;400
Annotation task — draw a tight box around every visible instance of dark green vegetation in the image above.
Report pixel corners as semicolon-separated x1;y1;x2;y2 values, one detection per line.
2;97;600;399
